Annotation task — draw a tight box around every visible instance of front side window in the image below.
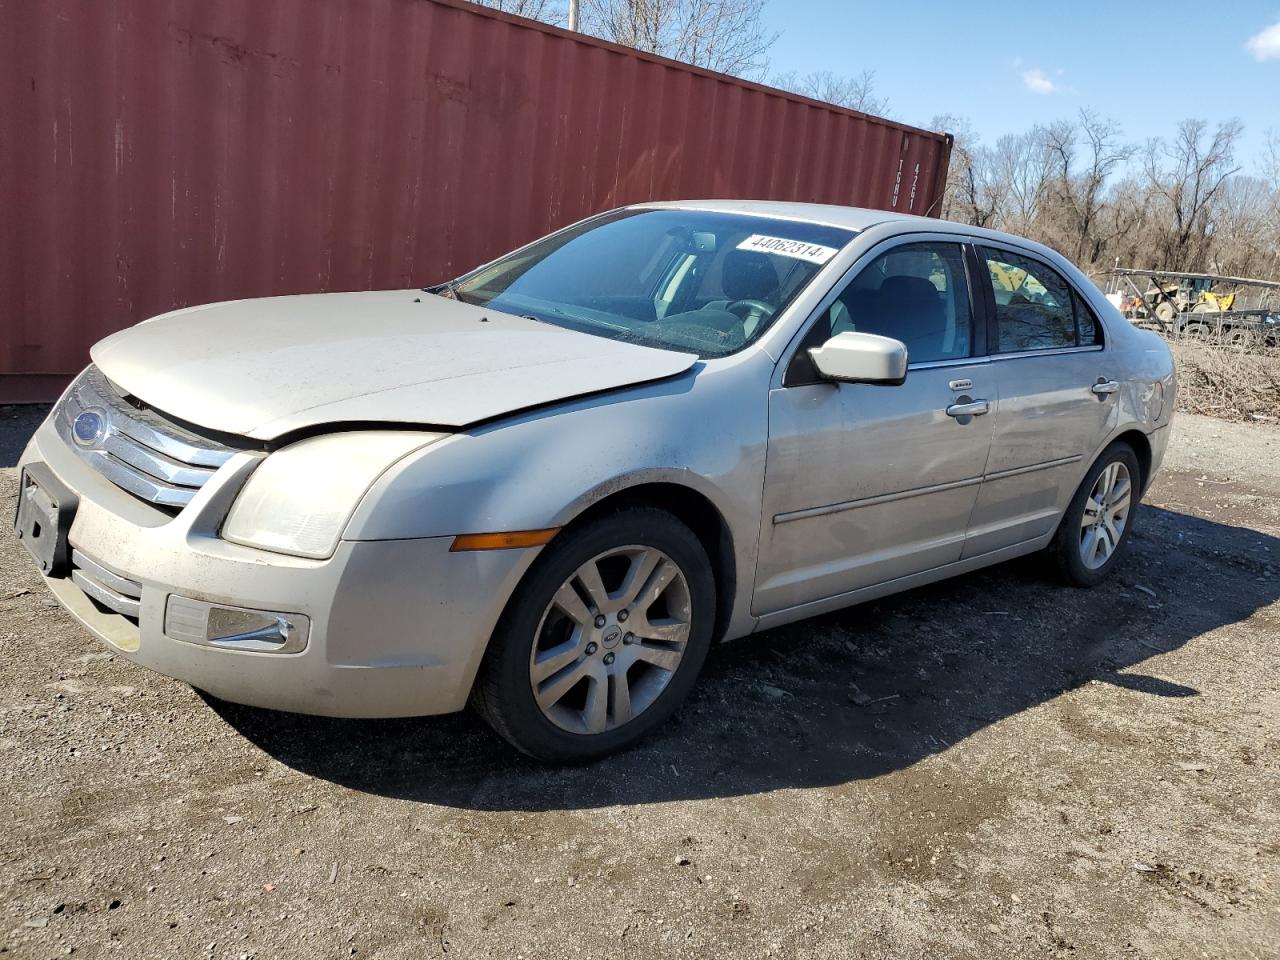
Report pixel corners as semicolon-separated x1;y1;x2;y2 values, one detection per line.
446;210;855;358
981;247;1102;352
816;241;973;364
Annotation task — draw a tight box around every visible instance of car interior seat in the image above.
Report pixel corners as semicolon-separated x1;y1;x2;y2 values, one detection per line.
717;250;780;338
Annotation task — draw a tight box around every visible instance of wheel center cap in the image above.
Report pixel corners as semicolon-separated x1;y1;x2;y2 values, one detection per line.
601;626;622;649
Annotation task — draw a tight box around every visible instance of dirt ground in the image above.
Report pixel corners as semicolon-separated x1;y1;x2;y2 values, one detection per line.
1;410;1277;960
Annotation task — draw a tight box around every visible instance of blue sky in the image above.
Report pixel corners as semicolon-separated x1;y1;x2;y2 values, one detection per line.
762;0;1280;172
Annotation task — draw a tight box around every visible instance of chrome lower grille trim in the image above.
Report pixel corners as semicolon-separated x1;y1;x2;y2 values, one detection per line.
102;431;219;487
56;366;238;511
70;548;142;619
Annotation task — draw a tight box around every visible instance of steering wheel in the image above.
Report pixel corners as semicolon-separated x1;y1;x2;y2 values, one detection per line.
725;299;776;331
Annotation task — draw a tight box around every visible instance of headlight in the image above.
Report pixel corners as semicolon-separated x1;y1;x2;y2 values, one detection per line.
222;431;444;559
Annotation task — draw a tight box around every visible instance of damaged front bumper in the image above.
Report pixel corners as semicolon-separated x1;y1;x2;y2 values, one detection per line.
14;417;531;718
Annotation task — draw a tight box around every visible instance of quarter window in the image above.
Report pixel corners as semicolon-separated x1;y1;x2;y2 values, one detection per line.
819;242;973;364
981;247;1102;351
1074;292;1103;346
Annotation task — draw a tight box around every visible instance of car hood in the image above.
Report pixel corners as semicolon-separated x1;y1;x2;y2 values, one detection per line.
91;290;698;441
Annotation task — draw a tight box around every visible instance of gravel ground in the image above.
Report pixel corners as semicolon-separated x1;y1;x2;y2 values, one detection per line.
1;411;1277;959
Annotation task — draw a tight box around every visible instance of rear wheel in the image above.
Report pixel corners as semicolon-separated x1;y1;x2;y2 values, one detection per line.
1223;327;1255;348
471;508;714;762
1049;443;1141;587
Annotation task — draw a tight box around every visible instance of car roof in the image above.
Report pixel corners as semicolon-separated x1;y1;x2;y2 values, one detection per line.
630;199;1079;274
630;199;930;232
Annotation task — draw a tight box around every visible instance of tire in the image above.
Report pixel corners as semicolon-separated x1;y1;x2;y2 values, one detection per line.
1154;301;1178;323
1181;321;1211;341
470;507;715;762
1224;328;1254;349
1049;442;1141;587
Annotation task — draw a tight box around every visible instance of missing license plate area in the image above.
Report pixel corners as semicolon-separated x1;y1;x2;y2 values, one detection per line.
14;464;77;577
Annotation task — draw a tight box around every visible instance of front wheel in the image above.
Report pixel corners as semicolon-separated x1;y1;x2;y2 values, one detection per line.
1049;443;1141;587
471;508;715;762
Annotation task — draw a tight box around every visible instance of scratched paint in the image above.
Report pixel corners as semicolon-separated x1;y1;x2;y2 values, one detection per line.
0;0;952;400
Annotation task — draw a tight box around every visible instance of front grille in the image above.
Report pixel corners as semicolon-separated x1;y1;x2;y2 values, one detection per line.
56;366;238;511
70;548;141;620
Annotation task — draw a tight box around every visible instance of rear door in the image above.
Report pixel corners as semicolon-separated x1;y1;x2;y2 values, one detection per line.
963;244;1118;558
754;238;996;614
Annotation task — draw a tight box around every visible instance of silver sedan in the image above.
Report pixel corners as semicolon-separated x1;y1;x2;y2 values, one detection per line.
14;201;1175;761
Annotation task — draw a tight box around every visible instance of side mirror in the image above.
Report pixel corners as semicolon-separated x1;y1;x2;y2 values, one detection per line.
808;331;908;385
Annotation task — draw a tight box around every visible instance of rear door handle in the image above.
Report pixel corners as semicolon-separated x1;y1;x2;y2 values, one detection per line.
945;399;990;418
1091;380;1120;396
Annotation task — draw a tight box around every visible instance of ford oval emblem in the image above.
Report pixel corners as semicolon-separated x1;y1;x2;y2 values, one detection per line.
72;409;107;447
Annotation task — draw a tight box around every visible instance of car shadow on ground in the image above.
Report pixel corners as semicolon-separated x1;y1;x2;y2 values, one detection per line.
208;504;1279;811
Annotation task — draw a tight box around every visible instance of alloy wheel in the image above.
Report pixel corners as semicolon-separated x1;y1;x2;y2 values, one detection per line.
1080;461;1132;570
528;545;692;735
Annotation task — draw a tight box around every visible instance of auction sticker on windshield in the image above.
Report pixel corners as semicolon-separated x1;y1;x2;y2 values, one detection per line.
736;234;839;265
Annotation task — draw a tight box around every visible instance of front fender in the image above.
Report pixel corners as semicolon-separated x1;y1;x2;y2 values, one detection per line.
342;353;774;639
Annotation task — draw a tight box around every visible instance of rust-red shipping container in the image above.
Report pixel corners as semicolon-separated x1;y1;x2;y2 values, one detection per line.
0;0;952;401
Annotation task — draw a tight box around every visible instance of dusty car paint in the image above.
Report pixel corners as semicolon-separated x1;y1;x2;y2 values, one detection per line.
15;201;1175;721
92;291;698;439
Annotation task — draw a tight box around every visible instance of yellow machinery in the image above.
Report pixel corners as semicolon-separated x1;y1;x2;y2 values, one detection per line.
1193;290;1236;313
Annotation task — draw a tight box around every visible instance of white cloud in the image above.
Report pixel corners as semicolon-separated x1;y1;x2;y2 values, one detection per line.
1021;67;1058;95
1245;20;1280;61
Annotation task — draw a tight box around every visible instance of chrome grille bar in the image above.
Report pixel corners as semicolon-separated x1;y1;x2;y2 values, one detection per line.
85;450;200;508
71;548;141;599
101;432;219;487
56;366;239;510
70;549;142;619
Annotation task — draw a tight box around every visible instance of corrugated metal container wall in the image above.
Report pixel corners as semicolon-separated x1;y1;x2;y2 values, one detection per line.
0;0;952;400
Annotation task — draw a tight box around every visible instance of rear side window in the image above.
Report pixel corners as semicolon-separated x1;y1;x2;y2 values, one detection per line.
980;247;1102;352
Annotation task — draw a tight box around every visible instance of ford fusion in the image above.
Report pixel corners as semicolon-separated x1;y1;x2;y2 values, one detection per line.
14;202;1175;761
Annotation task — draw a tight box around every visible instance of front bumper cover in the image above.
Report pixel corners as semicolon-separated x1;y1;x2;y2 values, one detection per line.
17;418;536;718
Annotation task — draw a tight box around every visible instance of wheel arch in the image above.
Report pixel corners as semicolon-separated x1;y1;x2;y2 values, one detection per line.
553;481;738;643
1111;428;1153;494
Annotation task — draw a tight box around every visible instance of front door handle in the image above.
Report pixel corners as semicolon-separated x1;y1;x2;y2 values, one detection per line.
945;399;990;418
1091;379;1120;396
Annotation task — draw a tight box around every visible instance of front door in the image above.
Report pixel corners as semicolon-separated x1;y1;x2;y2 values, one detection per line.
753;239;996;615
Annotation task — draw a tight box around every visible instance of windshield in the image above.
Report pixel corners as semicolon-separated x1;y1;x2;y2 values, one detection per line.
444;209;855;357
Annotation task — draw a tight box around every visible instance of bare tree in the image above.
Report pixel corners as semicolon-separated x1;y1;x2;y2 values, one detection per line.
580;0;777;78
930;113;1278;284
989;128;1054;235
772;69;889;116
928;114;1000;227
1040;110;1135;266
1096;173;1156;269
1210;175;1276;279
467;0;567;24
1143;119;1243;270
1265;129;1280;188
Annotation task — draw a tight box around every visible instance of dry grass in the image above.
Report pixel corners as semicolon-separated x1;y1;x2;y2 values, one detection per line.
1169;338;1280;422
